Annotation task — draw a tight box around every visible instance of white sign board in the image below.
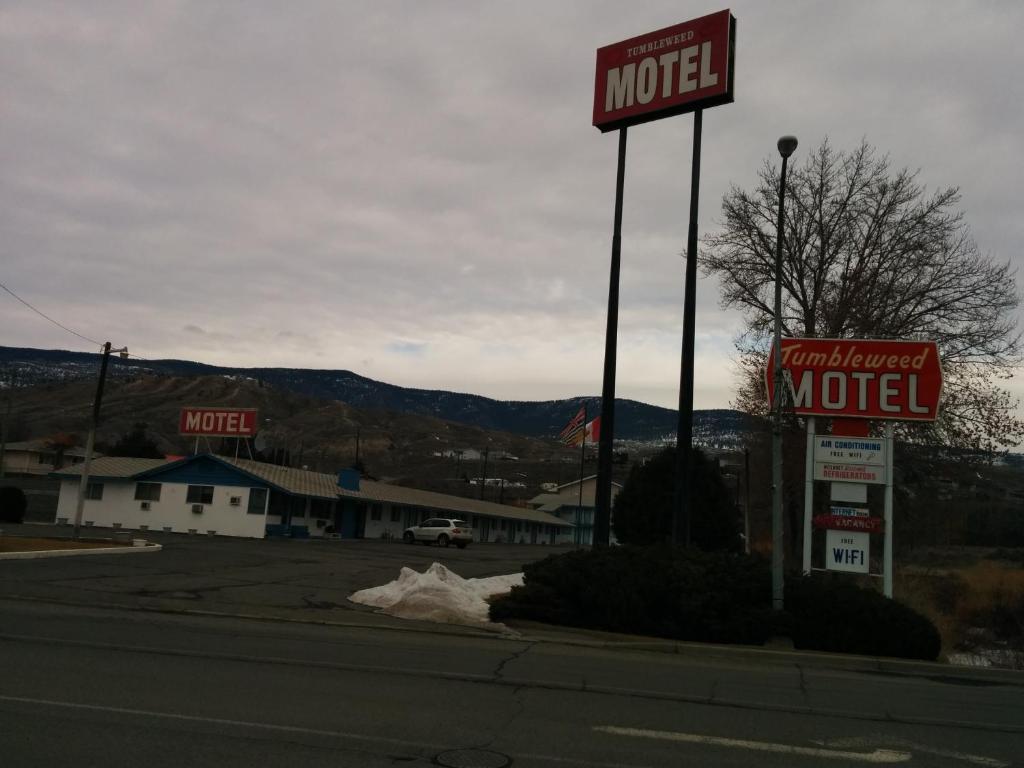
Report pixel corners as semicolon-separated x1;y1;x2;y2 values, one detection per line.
814;463;886;484
830;482;867;503
814;436;885;466
826;530;870;573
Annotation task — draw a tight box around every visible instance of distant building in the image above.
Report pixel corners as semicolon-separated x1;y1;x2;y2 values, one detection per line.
528;475;623;546
51;453;572;543
1;439;97;476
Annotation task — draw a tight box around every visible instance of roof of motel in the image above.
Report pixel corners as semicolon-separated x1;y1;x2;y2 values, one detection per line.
53;454;572;528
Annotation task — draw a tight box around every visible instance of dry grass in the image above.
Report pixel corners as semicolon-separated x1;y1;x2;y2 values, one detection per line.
0;536;118;553
897;554;1024;662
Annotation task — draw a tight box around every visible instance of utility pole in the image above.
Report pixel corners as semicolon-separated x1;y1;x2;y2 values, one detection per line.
479;447;489;500
0;370;13;480
744;446;751;555
73;342;124;539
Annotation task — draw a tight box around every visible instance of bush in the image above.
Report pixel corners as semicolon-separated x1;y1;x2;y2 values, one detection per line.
0;486;27;524
786;576;941;660
491;545;778;645
492;546;941;660
612;447;740;550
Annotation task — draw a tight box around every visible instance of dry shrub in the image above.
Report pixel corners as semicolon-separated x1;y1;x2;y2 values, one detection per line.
956;562;1024;638
899;559;1024;664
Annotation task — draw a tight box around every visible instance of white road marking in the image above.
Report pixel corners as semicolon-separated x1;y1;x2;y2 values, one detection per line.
595;725;912;763
817;735;1009;767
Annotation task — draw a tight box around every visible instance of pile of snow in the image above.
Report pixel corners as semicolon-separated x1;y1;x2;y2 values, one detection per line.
349;562;523;629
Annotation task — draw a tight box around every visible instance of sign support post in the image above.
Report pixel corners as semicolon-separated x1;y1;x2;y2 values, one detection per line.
594;128;628;548
674;108;703;547
884;422;895;597
802;416;815;574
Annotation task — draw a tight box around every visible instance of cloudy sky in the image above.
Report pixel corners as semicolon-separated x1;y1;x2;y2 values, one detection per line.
2;0;1022;417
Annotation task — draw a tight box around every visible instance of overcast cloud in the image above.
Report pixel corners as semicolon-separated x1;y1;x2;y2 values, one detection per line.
2;0;1022;419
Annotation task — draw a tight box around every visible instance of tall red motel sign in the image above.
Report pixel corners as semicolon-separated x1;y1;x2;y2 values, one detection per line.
593;10;736;132
591;11;736;547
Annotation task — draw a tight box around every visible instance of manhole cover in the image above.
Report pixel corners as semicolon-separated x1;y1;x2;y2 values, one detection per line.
435;748;510;768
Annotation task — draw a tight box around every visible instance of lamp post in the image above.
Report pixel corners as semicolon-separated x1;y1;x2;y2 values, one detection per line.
73;342;128;539
772;135;797;611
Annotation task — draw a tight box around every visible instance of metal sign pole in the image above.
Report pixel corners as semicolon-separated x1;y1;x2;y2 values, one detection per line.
594;127;628;548
883;422;895;597
802;416;815;574
673;108;703;547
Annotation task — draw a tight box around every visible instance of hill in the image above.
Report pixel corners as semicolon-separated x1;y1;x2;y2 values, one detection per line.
0;345;751;445
1;373;617;503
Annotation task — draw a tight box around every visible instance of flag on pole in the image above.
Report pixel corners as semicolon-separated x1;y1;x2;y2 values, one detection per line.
583;416;600;444
559;406;586;445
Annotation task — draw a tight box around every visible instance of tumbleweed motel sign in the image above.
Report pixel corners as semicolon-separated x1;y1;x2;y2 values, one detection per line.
766;339;944;596
591;10;736;547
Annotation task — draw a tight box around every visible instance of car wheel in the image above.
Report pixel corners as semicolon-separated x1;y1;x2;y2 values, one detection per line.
455;542;467;549
438;534;450;548
403;531;414;544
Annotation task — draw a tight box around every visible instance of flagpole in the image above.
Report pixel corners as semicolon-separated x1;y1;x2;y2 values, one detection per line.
577;403;587;547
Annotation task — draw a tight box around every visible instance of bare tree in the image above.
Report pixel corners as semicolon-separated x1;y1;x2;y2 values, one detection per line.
703;139;1022;453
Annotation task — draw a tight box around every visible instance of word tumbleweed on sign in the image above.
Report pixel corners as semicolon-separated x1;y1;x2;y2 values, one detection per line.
765;338;943;421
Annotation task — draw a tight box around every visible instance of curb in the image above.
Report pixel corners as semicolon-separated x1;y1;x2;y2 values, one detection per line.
0;544;163;561
505;620;1024;684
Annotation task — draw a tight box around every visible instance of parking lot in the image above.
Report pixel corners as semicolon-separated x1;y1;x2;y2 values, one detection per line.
0;524;563;628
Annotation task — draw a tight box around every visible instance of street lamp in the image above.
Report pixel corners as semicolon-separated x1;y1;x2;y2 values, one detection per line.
73;342;128;538
772;135;797;611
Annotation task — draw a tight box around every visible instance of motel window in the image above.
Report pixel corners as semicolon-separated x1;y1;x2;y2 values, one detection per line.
370;503;382;521
85;482;104;500
186;485;214;505
247;488;268;515
500;519;507;531
134;482;162;502
38;452;56;465
390;505;401;522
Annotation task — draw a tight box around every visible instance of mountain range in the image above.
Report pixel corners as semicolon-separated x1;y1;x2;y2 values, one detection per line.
0;345;751;445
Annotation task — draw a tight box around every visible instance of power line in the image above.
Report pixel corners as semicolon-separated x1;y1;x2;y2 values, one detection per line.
0;280;102;347
0;280;162;363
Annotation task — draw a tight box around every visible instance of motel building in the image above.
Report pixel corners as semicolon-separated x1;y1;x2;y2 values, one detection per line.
528;475;622;547
51;454;573;543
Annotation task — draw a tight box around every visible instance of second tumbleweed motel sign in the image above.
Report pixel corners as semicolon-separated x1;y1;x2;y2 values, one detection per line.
765;338;943;594
591;11;736;547
765;338;943;421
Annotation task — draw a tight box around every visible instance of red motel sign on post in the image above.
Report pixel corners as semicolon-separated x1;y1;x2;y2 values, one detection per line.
765;338;943;421
592;9;735;132
179;407;258;438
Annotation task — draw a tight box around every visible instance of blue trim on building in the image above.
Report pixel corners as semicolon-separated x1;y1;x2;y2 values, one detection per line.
139;455;270;490
132;454;297;494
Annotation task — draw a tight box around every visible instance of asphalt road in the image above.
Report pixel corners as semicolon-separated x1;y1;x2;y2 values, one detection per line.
2;599;1022;768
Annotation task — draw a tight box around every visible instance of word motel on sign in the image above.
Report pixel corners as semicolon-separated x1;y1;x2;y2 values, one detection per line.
793;370;930;414
604;41;718;112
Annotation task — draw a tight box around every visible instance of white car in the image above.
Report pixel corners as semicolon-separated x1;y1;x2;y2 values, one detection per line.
403;518;473;548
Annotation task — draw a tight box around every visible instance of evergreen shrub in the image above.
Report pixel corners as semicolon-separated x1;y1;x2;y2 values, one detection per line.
492;547;941;660
0;486;27;524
